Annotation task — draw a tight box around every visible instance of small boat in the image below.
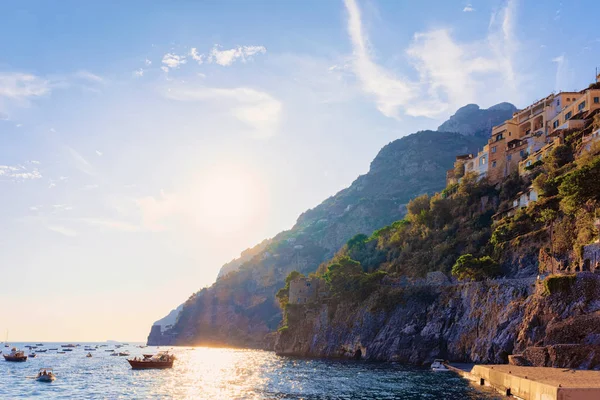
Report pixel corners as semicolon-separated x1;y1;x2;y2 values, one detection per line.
430;359;450;372
63;348;73;352
36;343;44;346
61;344;76;348
118;351;130;357
4;347;27;362
36;368;56;382
29;353;37;358
57;351;65;354
105;349;113;352
86;353;92;358
110;352;119;356
48;348;58;351
37;349;47;353
127;351;175;370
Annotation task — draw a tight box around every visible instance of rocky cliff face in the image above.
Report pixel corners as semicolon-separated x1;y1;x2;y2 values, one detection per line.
147;103;517;347
437;103;517;136
275;274;600;369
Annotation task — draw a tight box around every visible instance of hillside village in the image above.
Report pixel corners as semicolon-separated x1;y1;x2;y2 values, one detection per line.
275;74;600;370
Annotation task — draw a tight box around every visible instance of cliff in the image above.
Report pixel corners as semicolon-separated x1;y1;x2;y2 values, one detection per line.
147;103;517;346
275;274;600;369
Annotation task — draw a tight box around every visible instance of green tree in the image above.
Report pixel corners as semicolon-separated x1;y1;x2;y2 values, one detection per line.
559;157;600;214
324;256;363;295
451;254;501;281
538;209;558;274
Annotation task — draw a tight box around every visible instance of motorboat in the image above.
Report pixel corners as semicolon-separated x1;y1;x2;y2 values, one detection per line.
37;349;47;353
430;359;450;372
61;344;76;348
36;343;44;346
127;351;175;370
110;352;119;356
118;351;130;357
36;368;56;382
105;349;113;352
48;348;58;351
4;347;27;362
57;351;65;354
63;348;73;352
29;352;37;358
86;352;93;358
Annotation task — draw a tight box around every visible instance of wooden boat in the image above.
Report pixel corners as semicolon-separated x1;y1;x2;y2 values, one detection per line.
3;348;27;362
127;351;175;370
36;368;56;382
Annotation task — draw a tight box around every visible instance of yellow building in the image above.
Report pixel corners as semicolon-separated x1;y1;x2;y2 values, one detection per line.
549;87;600;133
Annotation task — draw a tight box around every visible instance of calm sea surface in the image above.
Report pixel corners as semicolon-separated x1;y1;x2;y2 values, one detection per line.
0;343;501;399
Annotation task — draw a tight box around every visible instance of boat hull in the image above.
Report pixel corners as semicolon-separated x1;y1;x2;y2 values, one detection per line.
36;376;56;382
3;355;27;362
128;360;174;370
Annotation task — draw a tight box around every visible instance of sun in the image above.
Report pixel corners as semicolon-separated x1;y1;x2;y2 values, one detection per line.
190;164;267;235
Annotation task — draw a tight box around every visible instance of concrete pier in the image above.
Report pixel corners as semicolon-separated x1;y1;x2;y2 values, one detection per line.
447;364;600;400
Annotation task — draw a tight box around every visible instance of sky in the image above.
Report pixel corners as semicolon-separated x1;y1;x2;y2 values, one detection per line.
0;0;598;342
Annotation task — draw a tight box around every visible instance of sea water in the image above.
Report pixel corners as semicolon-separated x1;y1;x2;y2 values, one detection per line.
0;343;501;399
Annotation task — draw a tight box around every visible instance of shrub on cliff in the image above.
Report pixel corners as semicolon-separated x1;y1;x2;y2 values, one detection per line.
559;156;600;214
451;254;501;281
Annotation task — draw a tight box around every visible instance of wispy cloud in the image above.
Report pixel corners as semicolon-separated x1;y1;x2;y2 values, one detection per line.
343;0;522;119
162;53;187;70
0;164;42;181
552;54;574;91
164;86;282;138
133;68;144;78
208;45;266;66
77;217;142;232
66;146;95;176
145;59;152;66
95;150;103;156
189;48;204;64
463;4;475;12
47;225;77;237
74;70;104;83
0;72;52;102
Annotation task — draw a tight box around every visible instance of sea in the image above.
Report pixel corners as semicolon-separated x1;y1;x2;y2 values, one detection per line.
0;343;502;399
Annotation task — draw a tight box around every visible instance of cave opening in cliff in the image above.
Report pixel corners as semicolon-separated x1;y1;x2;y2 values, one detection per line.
353;349;362;360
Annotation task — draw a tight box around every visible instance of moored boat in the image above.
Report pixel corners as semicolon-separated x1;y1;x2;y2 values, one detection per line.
430;359;450;372
3;347;27;362
86;352;92;358
127;351;175;370
36;368;56;382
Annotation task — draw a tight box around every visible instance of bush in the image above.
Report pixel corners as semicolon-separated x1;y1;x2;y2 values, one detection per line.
542;274;576;296
451;254;501;281
559;156;600;214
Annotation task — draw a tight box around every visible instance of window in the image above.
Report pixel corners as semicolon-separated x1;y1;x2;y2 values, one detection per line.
557;99;560;106
520;150;525;158
492;161;497;168
594;97;599;104
578;101;586;111
509;132;512;136
496;134;503;141
491;146;497;153
566;98;570;101
480;157;486;166
553;120;559;129
507;154;512;161
565;111;572;121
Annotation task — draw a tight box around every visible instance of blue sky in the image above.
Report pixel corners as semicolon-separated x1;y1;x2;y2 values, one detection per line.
1;0;598;341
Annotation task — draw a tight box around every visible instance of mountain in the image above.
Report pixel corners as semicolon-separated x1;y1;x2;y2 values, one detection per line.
147;102;517;347
437;103;517;136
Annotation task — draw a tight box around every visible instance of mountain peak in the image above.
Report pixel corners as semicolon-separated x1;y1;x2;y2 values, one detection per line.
437;102;517;136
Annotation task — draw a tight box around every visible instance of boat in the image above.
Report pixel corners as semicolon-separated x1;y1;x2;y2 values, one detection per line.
36;343;44;346
36;368;56;382
86;353;92;358
63;348;73;352
48;348;58;351
105;349;113;352
127;351;175;370
3;347;27;362
430;359;450;372
29;352;37;358
61;344;76;348
37;349;47;353
57;351;65;354
118;351;130;357
110;352;119;356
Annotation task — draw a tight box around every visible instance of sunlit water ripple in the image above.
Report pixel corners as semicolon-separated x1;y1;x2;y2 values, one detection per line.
0;344;501;399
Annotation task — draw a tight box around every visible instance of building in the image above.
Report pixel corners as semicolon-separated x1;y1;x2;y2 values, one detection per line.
578;129;600;157
446;154;474;186
492;186;538;222
288;277;327;304
549;87;600;134
519;136;564;176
